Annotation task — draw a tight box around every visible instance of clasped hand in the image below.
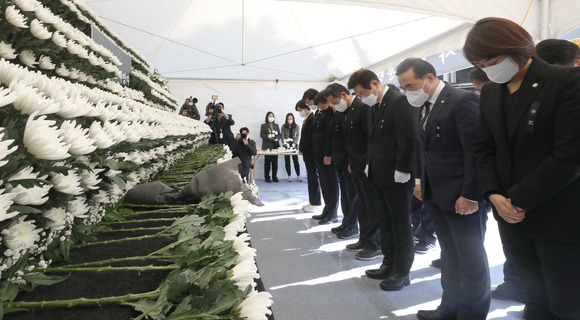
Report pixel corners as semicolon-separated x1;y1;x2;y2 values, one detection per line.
489;194;526;223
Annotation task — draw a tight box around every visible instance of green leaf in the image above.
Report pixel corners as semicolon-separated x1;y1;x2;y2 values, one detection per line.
21;273;69;287
7;205;42;214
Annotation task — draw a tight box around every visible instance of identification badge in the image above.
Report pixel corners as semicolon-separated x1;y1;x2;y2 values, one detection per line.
364;165;369;177
220;132;224;139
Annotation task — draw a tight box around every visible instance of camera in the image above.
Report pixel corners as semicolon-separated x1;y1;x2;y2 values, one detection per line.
241;133;247;139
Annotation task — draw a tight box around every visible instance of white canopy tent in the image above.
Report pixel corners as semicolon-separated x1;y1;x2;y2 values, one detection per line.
84;0;580;178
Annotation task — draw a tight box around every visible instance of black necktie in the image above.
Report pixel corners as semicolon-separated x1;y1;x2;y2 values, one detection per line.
420;101;431;131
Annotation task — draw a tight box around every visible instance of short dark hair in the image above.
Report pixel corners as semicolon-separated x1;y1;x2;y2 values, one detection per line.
295;99;309;111
240;127;249;134
536;39;580;67
302;88;319;101
395;57;437;78
463;17;535;68
324;83;349;98
313;92;327;105
468;68;489;83
347;69;378;90
264;111;274;123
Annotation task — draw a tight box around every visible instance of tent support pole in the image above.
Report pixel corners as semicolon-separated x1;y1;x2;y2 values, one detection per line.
242;0;246;65
540;0;551;39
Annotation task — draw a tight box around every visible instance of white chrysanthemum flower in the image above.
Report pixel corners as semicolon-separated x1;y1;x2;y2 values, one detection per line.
102;121;127;143
38;55;55;70
66;41;83;56
50;170;83;195
19;50;37;68
232;234;257;264
87;53;100;66
79;167;104;190
0;186;19;222
35;5;58;24
67;197;89;218
51;31;67;47
5;6;29;28
2;216;42;251
5;168;52;205
23;112;70;160
0;42;18;60
88;121;115;149
59;120;97;154
68;68;79;79
13;0;37;11
57;95;89;118
43;207;68;230
238;291;273;320
55;64;70;77
108;183;124;200
231;258;259;290
92;190;110;203
104;169;122;178
30;19;52;40
10;83;60;115
0;129;18;167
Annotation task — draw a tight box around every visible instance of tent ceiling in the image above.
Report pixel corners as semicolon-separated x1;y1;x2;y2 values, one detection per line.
84;0;580;81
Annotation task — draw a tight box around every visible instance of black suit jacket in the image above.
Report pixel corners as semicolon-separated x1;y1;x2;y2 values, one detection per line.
476;57;580;243
313;108;334;162
230;138;257;170
367;87;415;187
415;83;482;213
259;122;280;150
345;97;369;174
205;114;235;145
329;110;349;170
299;112;315;155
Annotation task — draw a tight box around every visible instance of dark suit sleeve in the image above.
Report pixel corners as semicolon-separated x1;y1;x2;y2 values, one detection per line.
225;114;235;125
393;97;415;173
325;114;333;157
260;123;269;141
454;92;482;201
475;88;504;199
247;140;257;155
509;68;580;209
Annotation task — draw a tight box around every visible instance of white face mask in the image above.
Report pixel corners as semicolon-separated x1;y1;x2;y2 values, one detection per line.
482;57;520;84
361;93;377;106
406;79;432;107
268;117;275;123
334;99;348;112
299;110;307;117
287;119;293;124
307;103;317;110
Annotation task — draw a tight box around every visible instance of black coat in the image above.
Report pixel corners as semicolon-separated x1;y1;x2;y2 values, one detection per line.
414;83;482;212
204;114;235;145
313;108;334;162
259;122;281;150
230;138;257;177
329;110;349;170
476;57;580;243
367;88;415;187
298;112;315;155
344;97;369;174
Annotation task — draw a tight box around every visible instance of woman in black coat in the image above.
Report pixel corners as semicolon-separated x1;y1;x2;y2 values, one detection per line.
464;17;580;320
259;111;280;182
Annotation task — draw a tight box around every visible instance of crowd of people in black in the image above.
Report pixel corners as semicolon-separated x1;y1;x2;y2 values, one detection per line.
268;19;580;320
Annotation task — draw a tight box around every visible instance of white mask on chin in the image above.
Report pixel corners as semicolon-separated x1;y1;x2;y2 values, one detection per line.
334;99;348;112
482;57;520;84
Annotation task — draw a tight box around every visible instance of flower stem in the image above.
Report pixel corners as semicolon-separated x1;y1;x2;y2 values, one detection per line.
54;255;181;268
94;226;167;233
99;217;177;225
3;289;162;309
44;265;178;273
73;234;174;249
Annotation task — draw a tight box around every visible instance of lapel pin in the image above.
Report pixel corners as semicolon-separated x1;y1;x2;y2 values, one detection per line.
441;100;445;103
532;83;538;88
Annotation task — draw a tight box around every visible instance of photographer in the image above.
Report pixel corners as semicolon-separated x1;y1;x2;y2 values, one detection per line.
204;102;235;147
230;127;257;183
179;97;200;120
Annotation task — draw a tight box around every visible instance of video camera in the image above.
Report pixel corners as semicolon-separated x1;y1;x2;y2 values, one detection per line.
206;101;224;119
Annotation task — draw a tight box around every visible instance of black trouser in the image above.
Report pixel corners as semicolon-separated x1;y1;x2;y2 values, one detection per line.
501;235;525;295
351;171;380;250
303;152;321;205
371;181;414;275
498;219;580;320
426;201;490;320
315;160;338;220
238;163;250;183
284;155;300;177
336;167;358;229
264;155;278;180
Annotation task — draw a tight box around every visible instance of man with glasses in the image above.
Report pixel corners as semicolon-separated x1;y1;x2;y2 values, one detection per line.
347;69;415;291
397;58;490;320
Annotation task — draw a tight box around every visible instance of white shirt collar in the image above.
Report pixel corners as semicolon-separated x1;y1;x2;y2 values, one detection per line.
379;84;389;103
427;80;445;105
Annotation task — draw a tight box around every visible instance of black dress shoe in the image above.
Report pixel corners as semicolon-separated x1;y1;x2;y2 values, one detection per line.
430;258;442;269
365;264;391;279
492;282;527;303
379;274;410;291
319;217;338;225
331;225;347;234
272;177;279;182
264;177;271;183
417;308;456;320
345;241;364;252
312;214;324;220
